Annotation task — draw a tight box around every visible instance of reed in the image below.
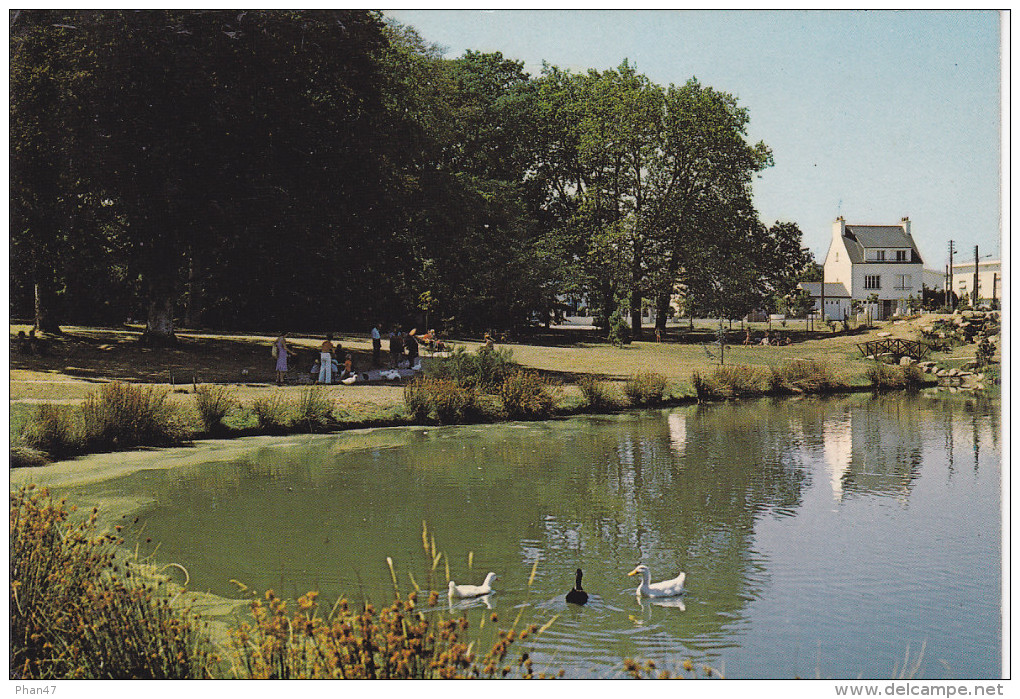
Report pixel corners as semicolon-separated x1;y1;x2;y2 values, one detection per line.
295;387;334;431
10;487;212;679
577;375;615;411
194;384;238;434
251;391;290;432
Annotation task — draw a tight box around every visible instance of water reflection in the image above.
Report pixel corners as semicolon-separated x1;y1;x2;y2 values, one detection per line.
26;393;1000;679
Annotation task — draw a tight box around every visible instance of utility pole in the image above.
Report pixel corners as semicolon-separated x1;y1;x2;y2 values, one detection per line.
992;272;998;308
947;240;956;309
973;245;980;307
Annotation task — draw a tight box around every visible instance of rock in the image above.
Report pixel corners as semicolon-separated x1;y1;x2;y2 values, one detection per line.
948;368;960;377
866;355;875;360
899;356;915;366
936;369;949;377
877;332;892;337
975;383;986;391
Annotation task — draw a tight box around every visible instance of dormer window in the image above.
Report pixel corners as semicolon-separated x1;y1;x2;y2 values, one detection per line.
896;250;907;261
876;250;885;261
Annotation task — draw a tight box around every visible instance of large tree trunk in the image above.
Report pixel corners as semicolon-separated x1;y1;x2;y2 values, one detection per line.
184;250;203;329
33;279;61;334
142;290;177;347
630;288;643;339
654;292;671;332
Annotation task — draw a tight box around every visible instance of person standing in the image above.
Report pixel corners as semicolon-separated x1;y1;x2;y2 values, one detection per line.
389;328;403;368
318;333;335;384
273;333;291;385
371;323;382;366
406;329;419;369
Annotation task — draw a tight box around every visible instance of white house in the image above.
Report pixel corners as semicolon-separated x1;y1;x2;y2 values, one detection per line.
819;216;925;320
952;259;1001;305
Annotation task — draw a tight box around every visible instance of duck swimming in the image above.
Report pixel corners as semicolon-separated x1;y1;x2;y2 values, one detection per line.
627;564;686;598
565;568;588;605
448;572;497;599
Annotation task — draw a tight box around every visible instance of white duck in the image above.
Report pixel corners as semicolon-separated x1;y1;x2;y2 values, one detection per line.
627;564;686;597
448;572;497;598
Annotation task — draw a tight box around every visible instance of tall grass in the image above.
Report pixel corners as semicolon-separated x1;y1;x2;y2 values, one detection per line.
867;362;930;391
577;375;615;411
79;382;185;452
295;387;334;431
768;360;846;395
694;361;850;402
22;404;79;460
10;487;212;679
624;372;668;406
194;385;238;434
251;391;290;432
22;382;186;460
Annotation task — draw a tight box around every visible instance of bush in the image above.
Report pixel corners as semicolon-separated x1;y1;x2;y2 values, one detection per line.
499;371;554;420
295;387;334;430
424;346;519;392
10;444;50;468
976;336;995;367
624;372;667;406
867;362;906;390
404;378;480;425
607;310;632;347
79;382;185;453
194;385;237;433
251;391;290;431
577;375;614;411
901;363;929;388
10;488;211;679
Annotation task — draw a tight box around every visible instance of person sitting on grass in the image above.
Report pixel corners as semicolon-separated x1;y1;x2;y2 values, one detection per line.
339;353;354;381
760;331;771;346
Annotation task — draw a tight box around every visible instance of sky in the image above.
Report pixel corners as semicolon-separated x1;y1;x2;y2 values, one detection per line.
384;9;1005;274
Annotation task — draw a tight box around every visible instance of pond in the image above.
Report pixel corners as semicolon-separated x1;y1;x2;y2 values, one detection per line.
15;393;1001;679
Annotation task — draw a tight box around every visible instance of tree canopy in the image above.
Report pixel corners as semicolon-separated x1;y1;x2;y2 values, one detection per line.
10;10;811;340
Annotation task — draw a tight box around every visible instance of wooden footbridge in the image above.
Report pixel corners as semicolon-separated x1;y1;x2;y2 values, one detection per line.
857;338;930;360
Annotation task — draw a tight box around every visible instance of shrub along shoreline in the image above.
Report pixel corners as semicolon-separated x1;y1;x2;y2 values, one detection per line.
11;346;945;468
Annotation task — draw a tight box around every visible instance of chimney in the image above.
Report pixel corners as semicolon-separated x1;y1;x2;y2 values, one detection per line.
901;216;911;237
833;216;846;243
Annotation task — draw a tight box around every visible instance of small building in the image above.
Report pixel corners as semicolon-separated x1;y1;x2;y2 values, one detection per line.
823;216;925;320
952;259;1001;306
798;281;852;321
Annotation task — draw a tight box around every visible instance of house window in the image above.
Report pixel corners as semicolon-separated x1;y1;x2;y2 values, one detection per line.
876;250;886;261
896;250;907;261
864;275;881;290
895;274;912;290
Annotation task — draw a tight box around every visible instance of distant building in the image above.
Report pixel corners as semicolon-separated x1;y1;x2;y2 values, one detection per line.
952;259;1001;305
818;216;925;320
